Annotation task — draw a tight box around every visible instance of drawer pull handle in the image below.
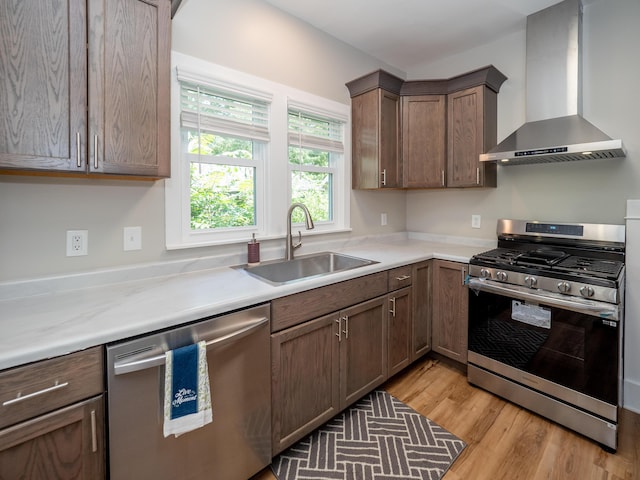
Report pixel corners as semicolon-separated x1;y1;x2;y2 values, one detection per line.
2;381;69;406
389;297;396;317
395;275;411;281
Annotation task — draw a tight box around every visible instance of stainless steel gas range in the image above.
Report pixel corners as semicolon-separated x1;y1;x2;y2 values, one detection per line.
467;219;625;451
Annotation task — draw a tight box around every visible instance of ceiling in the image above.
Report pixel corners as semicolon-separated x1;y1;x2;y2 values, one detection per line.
263;0;570;72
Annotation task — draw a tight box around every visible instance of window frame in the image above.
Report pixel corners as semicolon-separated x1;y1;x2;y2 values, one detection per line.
287;106;346;226
166;53;351;250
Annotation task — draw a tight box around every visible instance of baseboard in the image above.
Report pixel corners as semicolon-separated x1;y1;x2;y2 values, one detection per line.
623;378;640;414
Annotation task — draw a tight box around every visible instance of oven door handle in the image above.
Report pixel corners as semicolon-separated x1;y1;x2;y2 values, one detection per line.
468;278;619;321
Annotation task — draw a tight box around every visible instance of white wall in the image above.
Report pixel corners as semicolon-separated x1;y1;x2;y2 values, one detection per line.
406;0;640;237
0;0;405;283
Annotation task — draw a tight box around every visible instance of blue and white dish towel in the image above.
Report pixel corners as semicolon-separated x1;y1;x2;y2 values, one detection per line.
163;341;212;437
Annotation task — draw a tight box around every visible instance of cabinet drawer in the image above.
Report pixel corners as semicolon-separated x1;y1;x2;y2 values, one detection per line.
0;347;103;429
388;265;413;291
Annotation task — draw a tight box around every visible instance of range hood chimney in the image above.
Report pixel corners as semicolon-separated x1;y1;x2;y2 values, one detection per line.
480;0;625;165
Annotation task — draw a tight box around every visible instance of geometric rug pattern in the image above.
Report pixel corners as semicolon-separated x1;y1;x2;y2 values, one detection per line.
272;389;466;480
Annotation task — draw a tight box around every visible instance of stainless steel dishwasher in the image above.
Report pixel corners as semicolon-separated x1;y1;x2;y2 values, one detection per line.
106;304;271;480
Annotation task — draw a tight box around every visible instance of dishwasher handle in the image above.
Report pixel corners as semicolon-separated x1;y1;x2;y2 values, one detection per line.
113;316;268;376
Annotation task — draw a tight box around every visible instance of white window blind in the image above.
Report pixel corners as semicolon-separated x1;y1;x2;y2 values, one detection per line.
287;108;344;153
180;82;270;142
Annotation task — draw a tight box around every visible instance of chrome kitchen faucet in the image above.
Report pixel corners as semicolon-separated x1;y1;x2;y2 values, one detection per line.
286;203;314;260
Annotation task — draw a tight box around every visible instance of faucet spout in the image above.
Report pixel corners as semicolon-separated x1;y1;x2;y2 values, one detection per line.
286;203;315;260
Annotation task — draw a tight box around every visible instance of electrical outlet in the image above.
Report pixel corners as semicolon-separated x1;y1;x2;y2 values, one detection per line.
471;215;481;229
123;226;142;251
66;230;88;256
381;213;388;226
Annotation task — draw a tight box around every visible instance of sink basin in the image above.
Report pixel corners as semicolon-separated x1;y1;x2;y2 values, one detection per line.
239;251;378;286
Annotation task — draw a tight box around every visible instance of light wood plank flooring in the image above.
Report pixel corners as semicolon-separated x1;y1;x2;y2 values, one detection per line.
253;355;640;480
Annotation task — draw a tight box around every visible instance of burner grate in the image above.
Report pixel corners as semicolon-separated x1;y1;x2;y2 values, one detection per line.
555;256;623;278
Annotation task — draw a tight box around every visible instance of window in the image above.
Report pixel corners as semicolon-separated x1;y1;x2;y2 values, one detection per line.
166;54;350;249
288;107;344;225
180;80;269;235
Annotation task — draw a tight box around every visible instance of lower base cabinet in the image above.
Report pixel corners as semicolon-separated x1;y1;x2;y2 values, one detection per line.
340;297;388;407
271;296;387;455
271;312;341;455
0;395;105;480
411;260;433;360
432;259;469;363
387;286;412;377
0;346;105;479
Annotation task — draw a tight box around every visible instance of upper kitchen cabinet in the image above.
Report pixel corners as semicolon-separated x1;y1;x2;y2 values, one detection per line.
347;66;506;190
401;94;446;188
0;0;170;179
346;71;403;189
447;85;498;188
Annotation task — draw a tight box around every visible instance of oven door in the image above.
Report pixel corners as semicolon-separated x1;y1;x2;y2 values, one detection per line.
467;278;620;419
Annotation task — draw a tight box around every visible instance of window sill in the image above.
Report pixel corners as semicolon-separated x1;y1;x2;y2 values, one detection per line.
166;227;353;251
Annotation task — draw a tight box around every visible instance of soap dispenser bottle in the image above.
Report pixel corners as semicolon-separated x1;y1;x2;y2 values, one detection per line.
247;234;260;265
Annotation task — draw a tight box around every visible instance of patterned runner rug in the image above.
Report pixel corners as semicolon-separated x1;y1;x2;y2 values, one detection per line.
272;389;466;480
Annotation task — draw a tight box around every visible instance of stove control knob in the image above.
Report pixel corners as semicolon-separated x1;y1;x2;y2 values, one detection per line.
496;271;508;282
557;281;571;293
480;268;491;279
524;276;537;288
580;285;595;298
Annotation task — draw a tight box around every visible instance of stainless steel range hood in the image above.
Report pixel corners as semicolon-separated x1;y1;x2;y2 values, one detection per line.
480;0;625;166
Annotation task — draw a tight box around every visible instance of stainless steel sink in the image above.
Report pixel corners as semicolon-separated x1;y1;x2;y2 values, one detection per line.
239;251;378;286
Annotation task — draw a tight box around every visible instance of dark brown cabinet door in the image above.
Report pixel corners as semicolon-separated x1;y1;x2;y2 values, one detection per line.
340;296;387;408
402;95;446;188
432;260;469;363
0;395;105;480
271;313;341;455
0;0;87;172
447;86;497;188
387;287;412;377
351;89;400;189
411;260;432;361
89;0;170;177
379;90;401;188
0;0;170;178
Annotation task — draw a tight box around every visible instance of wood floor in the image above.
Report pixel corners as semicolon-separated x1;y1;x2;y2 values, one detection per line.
253;355;640;480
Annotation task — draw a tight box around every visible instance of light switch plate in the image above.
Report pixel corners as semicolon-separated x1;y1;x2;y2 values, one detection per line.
123;226;142;251
472;215;481;229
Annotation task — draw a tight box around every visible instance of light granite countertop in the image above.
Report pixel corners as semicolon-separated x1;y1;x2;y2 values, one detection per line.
0;234;494;371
